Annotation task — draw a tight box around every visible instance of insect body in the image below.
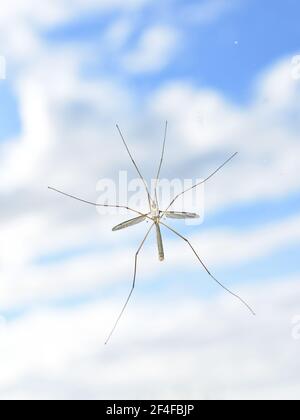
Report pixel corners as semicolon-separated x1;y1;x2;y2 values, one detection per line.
49;122;255;344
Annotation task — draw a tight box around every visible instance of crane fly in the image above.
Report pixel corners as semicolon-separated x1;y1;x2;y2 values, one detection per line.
49;122;255;344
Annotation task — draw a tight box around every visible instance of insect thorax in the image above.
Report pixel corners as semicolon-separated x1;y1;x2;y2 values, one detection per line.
150;199;160;219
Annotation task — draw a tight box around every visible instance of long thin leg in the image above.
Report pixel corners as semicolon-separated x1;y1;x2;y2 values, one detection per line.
161;152;238;218
48;186;145;217
116;124;152;210
105;223;155;345
154;121;168;207
160;222;255;316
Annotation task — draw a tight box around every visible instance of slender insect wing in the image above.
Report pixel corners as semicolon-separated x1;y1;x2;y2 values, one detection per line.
112;215;147;231
164;211;200;219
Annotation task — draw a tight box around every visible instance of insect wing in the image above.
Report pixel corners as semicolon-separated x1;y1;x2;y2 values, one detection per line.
164;211;200;219
112;215;147;231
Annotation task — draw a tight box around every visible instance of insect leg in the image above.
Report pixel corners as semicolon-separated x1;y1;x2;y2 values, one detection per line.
160;222;255;316
160;152;238;218
105;222;155;344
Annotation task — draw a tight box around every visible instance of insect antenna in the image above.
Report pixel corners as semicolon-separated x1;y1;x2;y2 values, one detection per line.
116;124;152;210
154;121;168;207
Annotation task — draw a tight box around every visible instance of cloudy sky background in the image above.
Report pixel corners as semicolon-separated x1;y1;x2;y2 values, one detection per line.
0;0;300;400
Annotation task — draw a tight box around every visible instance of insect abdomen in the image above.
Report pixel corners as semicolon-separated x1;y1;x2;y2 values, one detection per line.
156;224;164;262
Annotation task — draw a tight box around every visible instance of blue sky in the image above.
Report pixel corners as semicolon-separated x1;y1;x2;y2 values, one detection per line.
43;0;300;101
0;0;300;400
0;82;21;141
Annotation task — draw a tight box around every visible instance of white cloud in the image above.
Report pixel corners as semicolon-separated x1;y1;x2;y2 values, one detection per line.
0;276;300;399
122;26;180;73
255;58;300;107
0;0;148;26
0;80;53;189
182;0;239;24
104;19;133;49
0;0;149;61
